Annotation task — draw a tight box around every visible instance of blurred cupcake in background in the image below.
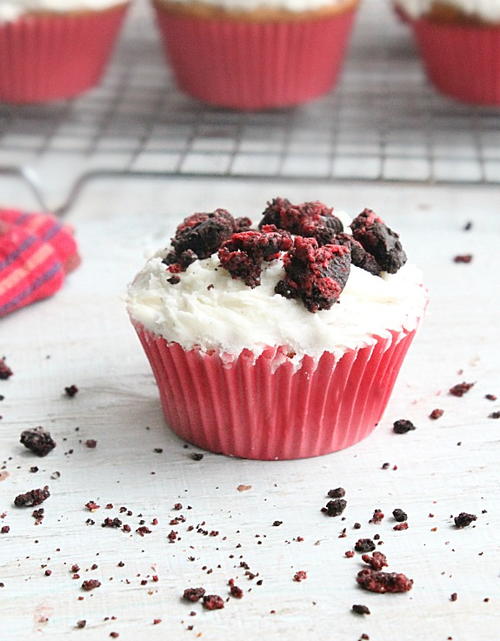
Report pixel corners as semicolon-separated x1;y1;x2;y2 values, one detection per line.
0;0;130;104
152;0;360;110
394;0;500;105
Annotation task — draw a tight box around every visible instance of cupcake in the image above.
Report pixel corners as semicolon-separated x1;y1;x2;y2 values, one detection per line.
128;199;426;460
152;0;359;109
0;0;129;103
394;0;500;104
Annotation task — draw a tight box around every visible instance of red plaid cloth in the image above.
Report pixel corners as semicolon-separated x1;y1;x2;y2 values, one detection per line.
0;209;80;317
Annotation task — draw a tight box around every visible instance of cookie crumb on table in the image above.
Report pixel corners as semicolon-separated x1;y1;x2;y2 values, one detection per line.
321;499;347;517
454;513;477;528
20;427;56;457
449;382;474;397
64;385;78;397
393;419;416;434
14;486;50;507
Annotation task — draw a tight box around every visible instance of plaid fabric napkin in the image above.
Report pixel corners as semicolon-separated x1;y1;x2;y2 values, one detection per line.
0;208;80;318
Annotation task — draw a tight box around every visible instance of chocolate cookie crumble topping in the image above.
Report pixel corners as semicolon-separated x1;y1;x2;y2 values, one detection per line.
350;209;407;274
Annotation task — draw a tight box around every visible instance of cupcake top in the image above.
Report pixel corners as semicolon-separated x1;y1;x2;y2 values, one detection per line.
156;0;355;17
127;199;426;360
394;0;500;22
0;0;124;22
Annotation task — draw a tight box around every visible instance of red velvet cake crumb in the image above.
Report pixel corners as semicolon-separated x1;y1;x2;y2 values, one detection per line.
356;569;413;593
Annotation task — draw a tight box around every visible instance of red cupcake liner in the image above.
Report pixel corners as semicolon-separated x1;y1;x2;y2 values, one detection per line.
153;4;357;109
410;18;500;105
134;323;419;460
0;4;129;104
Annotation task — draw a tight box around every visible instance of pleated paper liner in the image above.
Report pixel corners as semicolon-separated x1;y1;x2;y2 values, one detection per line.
153;4;357;109
411;18;500;105
134;323;419;460
0;3;129;104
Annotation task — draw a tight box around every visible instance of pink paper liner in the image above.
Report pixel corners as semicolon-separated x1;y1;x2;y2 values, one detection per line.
153;5;357;109
134;323;418;460
0;4;129;104
410;18;500;105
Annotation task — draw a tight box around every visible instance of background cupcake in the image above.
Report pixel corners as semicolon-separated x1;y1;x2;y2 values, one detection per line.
394;0;500;105
128;200;426;460
0;0;130;103
152;0;359;110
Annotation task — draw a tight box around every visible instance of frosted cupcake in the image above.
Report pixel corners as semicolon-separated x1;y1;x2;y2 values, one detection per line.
0;0;129;103
394;0;500;104
128;199;426;460
151;0;359;109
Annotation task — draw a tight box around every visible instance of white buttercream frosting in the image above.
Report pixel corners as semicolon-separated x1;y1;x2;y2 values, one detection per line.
158;0;354;15
395;0;500;21
0;0;125;22
127;234;426;362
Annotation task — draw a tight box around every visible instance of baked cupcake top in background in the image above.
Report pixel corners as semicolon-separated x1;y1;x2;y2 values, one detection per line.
128;199;426;360
394;0;500;23
0;0;126;21
154;0;357;18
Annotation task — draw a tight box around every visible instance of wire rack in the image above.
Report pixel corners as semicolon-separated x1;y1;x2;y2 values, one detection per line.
1;0;500;214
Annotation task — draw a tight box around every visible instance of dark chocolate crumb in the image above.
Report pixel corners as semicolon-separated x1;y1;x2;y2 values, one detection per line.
321;498;347;517
20;427;56;457
14;486;50;507
453;254;473;263
352;604;371;615
449;382;474;397
64;385;78;397
272;521;283;527
191;453;204;461
488;411;500;419
392;509;407;522
450;593;458;602
355;539;376;553
393;419;416;434
454;512;477;528
85;439;97;449
167;275;180;285
76;620;86;629
463;221;473;231
429;408;444;420
485;394;497;401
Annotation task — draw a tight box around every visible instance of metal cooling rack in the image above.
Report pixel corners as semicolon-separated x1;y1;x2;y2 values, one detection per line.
1;0;500;214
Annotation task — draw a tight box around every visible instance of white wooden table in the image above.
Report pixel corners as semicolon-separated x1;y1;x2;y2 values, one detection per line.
1;179;499;641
